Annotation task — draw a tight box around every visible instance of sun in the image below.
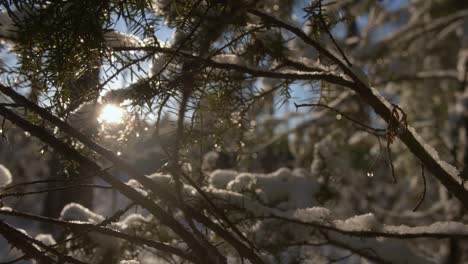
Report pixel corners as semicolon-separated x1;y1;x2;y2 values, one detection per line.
98;104;125;124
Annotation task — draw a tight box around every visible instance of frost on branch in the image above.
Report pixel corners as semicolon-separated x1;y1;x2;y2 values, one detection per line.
407;125;460;180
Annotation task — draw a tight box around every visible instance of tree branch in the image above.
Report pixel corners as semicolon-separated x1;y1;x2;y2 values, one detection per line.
0;208;198;263
0;85;263;264
247;8;468;209
0;103;218;264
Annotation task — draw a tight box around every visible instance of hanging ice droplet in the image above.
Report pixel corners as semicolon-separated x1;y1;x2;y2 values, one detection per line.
367;171;374;178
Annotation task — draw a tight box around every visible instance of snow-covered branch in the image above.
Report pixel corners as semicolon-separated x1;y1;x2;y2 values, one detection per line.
247;8;468;209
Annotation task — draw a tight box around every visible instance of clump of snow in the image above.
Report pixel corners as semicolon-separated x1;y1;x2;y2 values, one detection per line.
385;221;468;235
147;173;196;196
15;228;29;236
126;179;142;189
126;173;196;197
60;203;105;223
120;260;140;264
230;168;318;208
35;234;56;246
209;169;238;189
203;162;445;263
292;207;332;222
0;206;12;211
118;214;150;230
336;213;381;231
226;172;255;192
212;54;246;66
147;173;173;186
0;164;12;187
209;168;319;210
125;179;148;196
104;31;144;48
207;188;273;217
202;156;445;263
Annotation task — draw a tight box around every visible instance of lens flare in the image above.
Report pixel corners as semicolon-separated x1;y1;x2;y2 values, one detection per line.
98;104;125;124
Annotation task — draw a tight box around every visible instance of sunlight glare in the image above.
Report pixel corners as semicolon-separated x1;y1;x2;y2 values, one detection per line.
98;104;125;124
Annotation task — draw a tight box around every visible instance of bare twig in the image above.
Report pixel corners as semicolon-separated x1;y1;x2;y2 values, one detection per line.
413;163;427;212
294;102;385;135
0;184;112;199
